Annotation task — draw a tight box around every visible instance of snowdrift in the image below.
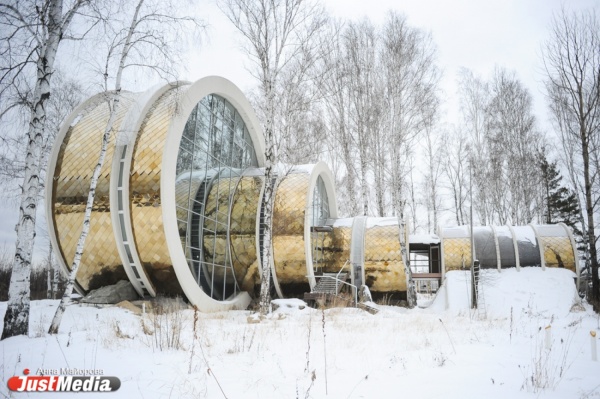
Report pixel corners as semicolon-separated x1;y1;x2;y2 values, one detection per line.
429;267;580;318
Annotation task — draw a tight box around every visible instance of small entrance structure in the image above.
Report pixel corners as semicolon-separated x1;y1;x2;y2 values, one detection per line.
409;234;442;295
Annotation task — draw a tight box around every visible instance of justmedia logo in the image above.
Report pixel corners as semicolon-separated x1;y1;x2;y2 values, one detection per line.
7;369;121;392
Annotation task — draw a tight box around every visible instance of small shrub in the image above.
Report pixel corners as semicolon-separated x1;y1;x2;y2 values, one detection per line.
140;296;188;351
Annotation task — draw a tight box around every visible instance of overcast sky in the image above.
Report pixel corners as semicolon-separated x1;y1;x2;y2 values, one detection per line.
2;0;598;262
187;0;598;133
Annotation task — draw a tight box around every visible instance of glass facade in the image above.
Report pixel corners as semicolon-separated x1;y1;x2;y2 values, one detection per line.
47;77;579;311
175;94;258;300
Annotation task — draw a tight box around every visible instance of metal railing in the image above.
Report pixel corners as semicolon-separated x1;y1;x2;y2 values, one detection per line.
308;260;358;306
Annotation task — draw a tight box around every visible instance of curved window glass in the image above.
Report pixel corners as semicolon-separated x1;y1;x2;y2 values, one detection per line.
175;94;258;300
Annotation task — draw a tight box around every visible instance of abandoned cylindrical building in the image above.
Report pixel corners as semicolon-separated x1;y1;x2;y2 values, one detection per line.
440;224;578;273
46;76;580;312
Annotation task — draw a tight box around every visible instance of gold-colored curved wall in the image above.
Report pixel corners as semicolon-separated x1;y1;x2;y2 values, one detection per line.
53;95;134;291
331;227;351;272
130;87;186;294
441;226;577;273
272;172;310;292
364;224;406;293
229;175;262;292
311;230;341;274
443;237;472;272
539;236;576;271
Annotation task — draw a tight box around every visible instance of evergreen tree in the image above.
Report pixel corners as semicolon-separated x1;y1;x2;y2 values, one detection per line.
538;151;583;246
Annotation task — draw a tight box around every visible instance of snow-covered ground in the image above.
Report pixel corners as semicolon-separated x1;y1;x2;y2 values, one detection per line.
1;268;599;398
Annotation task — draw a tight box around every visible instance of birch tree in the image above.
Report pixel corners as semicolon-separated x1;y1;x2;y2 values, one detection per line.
459;67;543;226
343;19;380;216
48;0;202;333
1;0;91;340
270;32;327;166
457;68;492;225
381;11;439;307
220;0;326;315
0;71;83;199
443;128;469;226
318;19;360;216
486;68;542;225
543;9;600;304
422;124;444;233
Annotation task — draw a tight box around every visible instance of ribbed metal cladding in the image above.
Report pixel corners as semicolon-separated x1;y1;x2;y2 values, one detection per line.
363;220;407;294
52;94;135;291
129;85;188;295
271;171;311;296
229;173;263;293
441;226;473;272
331;225;351;272
536;225;577;272
440;225;577;272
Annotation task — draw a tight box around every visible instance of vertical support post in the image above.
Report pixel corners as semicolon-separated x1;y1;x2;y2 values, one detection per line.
350;216;367;299
560;222;580;290
529;224;546;270
438;224;445;281
507;225;521;272
591;331;597;361
469;159;476;308
470;163;474;269
490;225;501;272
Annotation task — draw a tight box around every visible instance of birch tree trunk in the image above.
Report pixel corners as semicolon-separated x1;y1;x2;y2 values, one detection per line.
393;197;417;308
259;78;277;315
1;0;85;340
46;243;53;299
47;91;121;334
543;10;600;305
48;0;144;334
220;0;326;316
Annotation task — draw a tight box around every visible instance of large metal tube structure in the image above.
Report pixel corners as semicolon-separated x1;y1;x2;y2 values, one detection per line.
47;76;579;312
439;225;578;273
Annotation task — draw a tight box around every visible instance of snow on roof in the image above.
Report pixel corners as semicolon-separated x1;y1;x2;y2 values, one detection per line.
536;224;567;237
331;217;354;227
366;217;398;228
409;234;440;244
513;225;537;247
441;225;471;238
288;164;315;174
494;225;512;237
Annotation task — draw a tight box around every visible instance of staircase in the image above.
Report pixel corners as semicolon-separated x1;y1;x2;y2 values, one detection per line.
304;272;349;303
314;272;348;295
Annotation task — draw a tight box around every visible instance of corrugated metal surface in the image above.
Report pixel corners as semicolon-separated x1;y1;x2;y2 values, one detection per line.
129;87;186;294
53;94;134;291
272;172;310;290
363;223;406;293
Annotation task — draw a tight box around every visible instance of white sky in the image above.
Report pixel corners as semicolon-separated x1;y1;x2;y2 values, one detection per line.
2;0;598;262
186;0;598;134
